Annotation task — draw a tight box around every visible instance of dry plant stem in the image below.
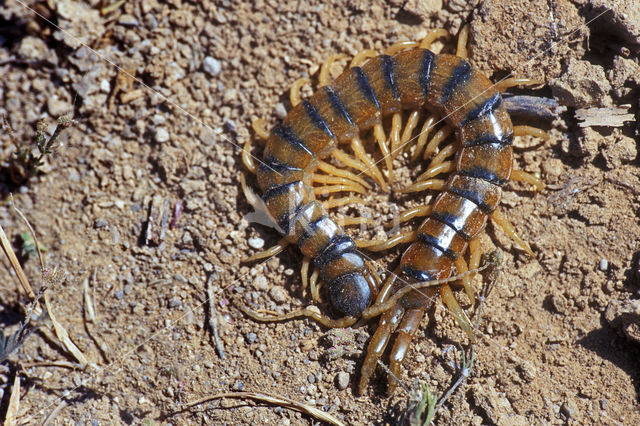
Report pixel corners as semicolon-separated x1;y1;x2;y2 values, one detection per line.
376;359;412;396
0;223;35;299
5;375;20;426
181;391;345;426
82;273;111;363
42;398;68;426
206;273;226;359
432;347;474;418
43;290;89;368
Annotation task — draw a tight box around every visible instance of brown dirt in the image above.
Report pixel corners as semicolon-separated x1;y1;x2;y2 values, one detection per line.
1;0;639;424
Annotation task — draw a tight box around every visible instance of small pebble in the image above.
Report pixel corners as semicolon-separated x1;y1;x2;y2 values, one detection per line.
246;332;258;344
599;258;608;272
118;14;139;26
274;102;288;119
168;299;182;308
307;374;316;384
202;56;222;76
254;276;268;291
561;399;578;419
94;219;108;229
155;127;169;143
270;286;288;303
336;372;349;390
232;380;244;391
248;237;265;249
284;268;294;276
115;290;124;300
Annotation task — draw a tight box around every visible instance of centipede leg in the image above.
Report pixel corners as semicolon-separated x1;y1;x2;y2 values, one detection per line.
384;204;433;229
351;137;389;191
397;178;447;195
495;77;543;92
454;256;475;306
387;306;427;394
244;237;290;262
423;125;454;160
439;284;475;342
373;123;394;185
251;118;270;140
419;28;449;49
321;196;365;210
355;230;417;252
490;209;535;257
350;49;377;68
411;114;437;161
399;110;421;153
314;183;367;196
319;54;348;86
241;303;358;329
242;138;258;175
301;256;310;296
513;124;550;140
332;148;386;190
310;268;321;303
389;112;402;159
358;303;405;394
312;173;368;192
317;160;372;189
335;216;374;227
510;169;544;191
290;77;310;107
456;24;470;59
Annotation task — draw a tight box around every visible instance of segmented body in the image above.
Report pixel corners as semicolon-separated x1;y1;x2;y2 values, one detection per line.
258;49;511;313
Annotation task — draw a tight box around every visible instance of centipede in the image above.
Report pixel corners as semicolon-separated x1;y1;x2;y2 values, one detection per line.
240;25;548;394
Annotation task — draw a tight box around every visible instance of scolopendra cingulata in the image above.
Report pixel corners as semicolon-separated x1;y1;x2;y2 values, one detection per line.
240;24;549;395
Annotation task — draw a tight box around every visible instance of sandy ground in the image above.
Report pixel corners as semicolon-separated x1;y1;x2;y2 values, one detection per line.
0;0;639;424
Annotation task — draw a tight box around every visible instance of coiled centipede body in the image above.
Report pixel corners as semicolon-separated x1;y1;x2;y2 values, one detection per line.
241;26;547;394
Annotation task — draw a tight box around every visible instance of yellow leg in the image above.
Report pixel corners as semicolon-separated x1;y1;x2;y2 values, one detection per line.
423;125;453;160
415;161;454;183
419;28;450;49
317;160;372;189
240;303;358;328
322;196;365;210
243;138;258;175
301;256;310;296
514;125;550;140
439;284;475;342
373;123;393;185
495;78;542;92
251;118;270;140
319;54;348;86
336;216;374;227
290;77;310;107
314;183;367;196
456;25;470;59
469;238;482;271
397;178;447;194
356;230;417;252
385;40;419;55
399;110;421;152
454;256;475;307
244;237;289;262
490;210;534;257
389;112;402;158
510;169;544;191
332;149;383;189
350;49;377;67
384;205;432;229
411;114;437;162
427;142;457;169
310;268;321;303
351;137;388;191
312;173;366;188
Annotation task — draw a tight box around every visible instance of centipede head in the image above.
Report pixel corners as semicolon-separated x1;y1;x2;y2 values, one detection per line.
328;272;375;317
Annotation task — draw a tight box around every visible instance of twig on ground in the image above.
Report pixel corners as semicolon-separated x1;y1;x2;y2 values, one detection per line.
206;272;226;359
5;375;20;425
178;391;345;426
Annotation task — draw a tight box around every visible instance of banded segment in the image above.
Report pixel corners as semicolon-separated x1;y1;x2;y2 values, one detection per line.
309;86;359;143
359;55;402;115
393;49;435;109
283;99;337;159
331;66;381;130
